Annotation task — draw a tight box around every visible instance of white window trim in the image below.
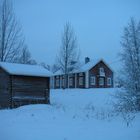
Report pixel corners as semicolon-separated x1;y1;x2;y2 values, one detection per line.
90;76;96;85
85;71;89;88
107;77;112;86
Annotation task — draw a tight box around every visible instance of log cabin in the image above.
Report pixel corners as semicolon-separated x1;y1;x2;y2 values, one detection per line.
0;62;51;109
51;58;114;89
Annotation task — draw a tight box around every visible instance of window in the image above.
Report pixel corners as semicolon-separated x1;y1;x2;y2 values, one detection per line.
56;79;60;87
79;77;83;85
99;67;105;76
62;78;65;87
69;78;73;86
90;76;96;85
107;78;112;86
100;67;104;73
99;78;104;86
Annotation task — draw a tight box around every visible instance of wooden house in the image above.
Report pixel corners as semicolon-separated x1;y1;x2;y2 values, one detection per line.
51;58;114;89
0;62;51;109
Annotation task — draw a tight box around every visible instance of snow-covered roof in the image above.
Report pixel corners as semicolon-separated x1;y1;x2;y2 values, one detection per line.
53;70;62;76
75;59;100;73
0;62;52;77
75;59;114;73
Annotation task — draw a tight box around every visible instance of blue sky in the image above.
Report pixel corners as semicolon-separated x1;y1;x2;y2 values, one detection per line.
13;0;140;70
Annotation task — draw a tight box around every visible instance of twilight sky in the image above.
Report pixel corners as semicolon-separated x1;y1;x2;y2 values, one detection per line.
13;0;140;70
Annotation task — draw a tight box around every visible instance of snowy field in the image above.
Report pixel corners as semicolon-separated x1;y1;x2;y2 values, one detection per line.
0;88;140;140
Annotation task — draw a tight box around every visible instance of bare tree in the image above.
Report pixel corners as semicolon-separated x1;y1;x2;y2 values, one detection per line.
57;22;80;88
0;0;24;62
51;64;60;73
17;45;37;65
117;18;140;112
40;62;50;71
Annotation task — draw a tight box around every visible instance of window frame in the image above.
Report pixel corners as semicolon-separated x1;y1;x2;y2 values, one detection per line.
107;77;112;86
99;67;104;73
90;76;96;85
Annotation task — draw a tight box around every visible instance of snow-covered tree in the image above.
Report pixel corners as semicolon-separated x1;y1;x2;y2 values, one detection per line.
118;18;140;111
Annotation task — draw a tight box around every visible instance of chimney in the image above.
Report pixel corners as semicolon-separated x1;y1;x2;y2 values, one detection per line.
85;57;90;64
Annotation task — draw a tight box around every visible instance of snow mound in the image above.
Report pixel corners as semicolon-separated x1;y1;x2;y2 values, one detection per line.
0;88;140;140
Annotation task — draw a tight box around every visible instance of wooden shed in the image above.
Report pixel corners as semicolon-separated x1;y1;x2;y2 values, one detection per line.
0;62;51;109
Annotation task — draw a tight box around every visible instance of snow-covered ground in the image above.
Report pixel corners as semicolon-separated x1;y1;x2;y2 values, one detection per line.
0;88;140;140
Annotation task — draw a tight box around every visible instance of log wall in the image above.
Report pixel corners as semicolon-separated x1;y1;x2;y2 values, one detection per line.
11;75;50;107
0;68;10;108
